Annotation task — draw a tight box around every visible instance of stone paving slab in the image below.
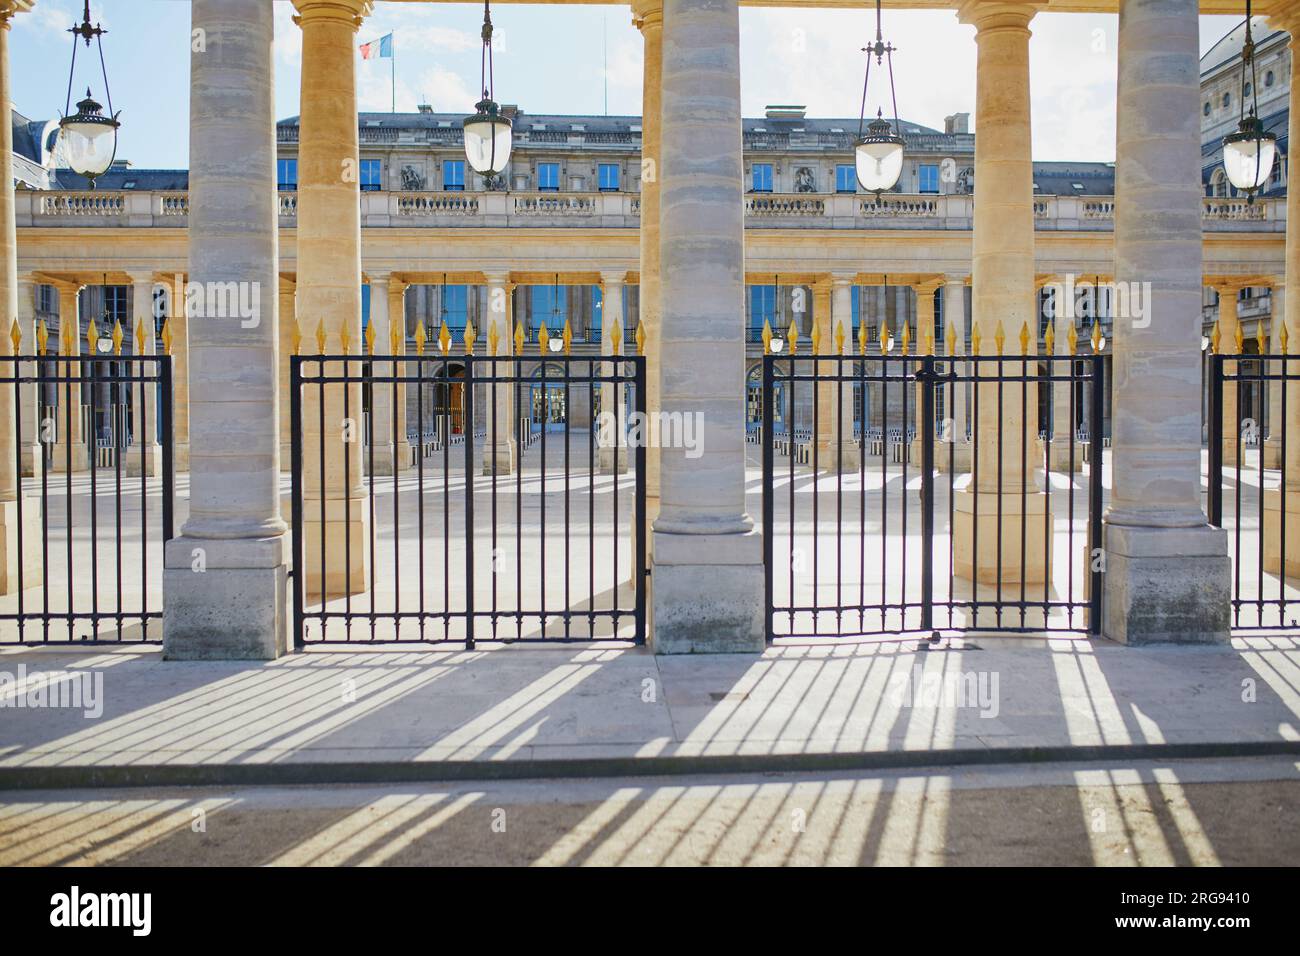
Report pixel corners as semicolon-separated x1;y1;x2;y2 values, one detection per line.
0;635;1298;788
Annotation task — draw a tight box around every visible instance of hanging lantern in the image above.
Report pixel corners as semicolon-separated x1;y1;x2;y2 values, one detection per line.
463;0;513;177
1221;3;1277;200
57;2;120;189
854;0;905;195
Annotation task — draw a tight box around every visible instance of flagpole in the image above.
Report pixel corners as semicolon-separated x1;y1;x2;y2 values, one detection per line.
391;34;396;113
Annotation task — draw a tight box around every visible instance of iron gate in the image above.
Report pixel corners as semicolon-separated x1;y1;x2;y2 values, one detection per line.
1208;352;1300;629
761;351;1104;639
290;352;646;646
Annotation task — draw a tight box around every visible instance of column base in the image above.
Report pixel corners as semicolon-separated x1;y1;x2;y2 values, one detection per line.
935;441;973;474
365;443;407;477
953;487;1051;586
598;444;628;474
396;440;414;472
483;440;517;476
19;444;43;480
818;440;861;473
1102;523;1230;644
1046;439;1084;473
163;535;289;660
1263;437;1282;470
301;499;370;601
650;528;764;653
49;442;88;473
125;443;163;478
1263;486;1300;577
0;496;43;595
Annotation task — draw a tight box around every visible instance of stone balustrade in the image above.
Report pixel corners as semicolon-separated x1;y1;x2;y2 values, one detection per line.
14;188;1287;233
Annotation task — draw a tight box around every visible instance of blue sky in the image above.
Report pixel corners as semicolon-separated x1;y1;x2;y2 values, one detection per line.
9;0;1246;169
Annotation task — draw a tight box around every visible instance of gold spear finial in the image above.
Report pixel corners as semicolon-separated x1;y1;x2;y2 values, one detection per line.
835;320;845;355
1019;320;1031;356
971;323;982;356
1280;321;1290;354
488;319;500;357
315;319;327;354
414;321;426;355
464;318;476;355
438;321;451;355
636;321;646;356
1067;321;1078;356
36;318;49;356
562;317;572;355
899;320;910;356
86;320;99;355
879;320;890;353
538;323;550;355
512;320;524;356
1234;321;1244;355
788;318;799;355
611;319;623;356
1043;320;1055;356
8;319;20;356
762;318;773;355
1257;319;1268;354
993;321;1006;354
1092;319;1103;353
339;321;351;355
135;317;147;354
811;319;822;355
364;320;376;356
858;317;868;355
111;319;124;356
161;319;174;356
290;322;302;356
924;328;934;356
390;313;403;355
60;321;73;356
945;318;956;355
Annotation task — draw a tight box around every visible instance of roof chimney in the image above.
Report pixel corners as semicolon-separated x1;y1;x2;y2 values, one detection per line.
944;112;970;135
764;104;806;121
416;103;434;114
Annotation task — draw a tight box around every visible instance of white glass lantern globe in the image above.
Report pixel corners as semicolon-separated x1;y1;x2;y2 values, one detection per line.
855;117;905;193
58;91;119;187
463;100;513;176
1222;120;1277;193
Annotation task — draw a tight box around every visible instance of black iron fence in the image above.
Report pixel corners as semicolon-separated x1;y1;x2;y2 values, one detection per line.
290;353;646;646
1208;353;1300;629
761;351;1104;639
2;354;174;643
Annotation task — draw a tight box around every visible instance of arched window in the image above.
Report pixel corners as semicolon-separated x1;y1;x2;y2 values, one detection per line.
1223;91;1231;108
1211;168;1229;198
1266;70;1275;87
1204;101;1212;116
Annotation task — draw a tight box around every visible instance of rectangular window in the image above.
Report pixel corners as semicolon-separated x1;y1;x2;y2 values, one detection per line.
598;163;620;191
749;285;776;342
836;164;857;193
752;163;773;193
850;285;861;336
537;163;560;191
443;159;465;191
441;285;469;331
918;164;940;194
277;158;297;191
530;285;568;338
360;159;383;191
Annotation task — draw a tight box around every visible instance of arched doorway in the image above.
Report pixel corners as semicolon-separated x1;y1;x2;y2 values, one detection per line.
531;362;568;433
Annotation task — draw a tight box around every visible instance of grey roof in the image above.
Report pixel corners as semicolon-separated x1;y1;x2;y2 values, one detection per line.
53;168;189;190
11;109;52;164
1201;17;1285;76
1031;162;1115;196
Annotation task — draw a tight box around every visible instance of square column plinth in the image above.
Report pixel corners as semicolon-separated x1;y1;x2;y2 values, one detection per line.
953;488;1051;586
651;529;765;654
1264;488;1300;578
163;536;288;660
0;497;41;595
1102;524;1230;644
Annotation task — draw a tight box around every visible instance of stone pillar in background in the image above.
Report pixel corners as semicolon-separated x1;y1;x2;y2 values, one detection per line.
163;0;288;659
1212;281;1243;466
50;282;87;473
940;273;972;473
598;270;628;474
652;0;763;652
15;273;42;477
389;276;412;470
1047;275;1083;473
1263;283;1283;469
827;273;861;470
294;0;370;599
482;270;516;475
909;277;942;465
0;0;39;595
162;271;190;472
365;271;399;475
953;0;1048;586
634;0;663;533
276;275;296;471
126;273;162;477
1104;0;1229;643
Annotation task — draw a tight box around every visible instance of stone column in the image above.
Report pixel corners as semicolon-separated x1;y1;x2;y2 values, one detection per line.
162;272;190;472
909;278;942;465
15;273;41;477
365;271;399;475
953;0;1048;586
482;270;516;474
651;0;763;652
277;275;296;470
294;0;370;599
163;0;288;659
1047;275;1082;472
389;277;412;470
1263;283;1283;469
598;270;628;474
828;273;861;470
50;282;87;473
634;0;663;530
1212;281;1243;466
940;273;972;473
125;273;161;477
0;0;38;595
1104;0;1229;643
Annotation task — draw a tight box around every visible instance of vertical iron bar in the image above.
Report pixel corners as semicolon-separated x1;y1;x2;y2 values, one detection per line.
920;356;935;632
762;354;774;644
634;356;647;645
464;358;475;649
291;357;304;647
1088;355;1105;635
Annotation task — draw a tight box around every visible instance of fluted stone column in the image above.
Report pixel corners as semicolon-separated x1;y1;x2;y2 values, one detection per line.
652;0;762;652
294;0;371;599
598;270;628;474
953;0;1048;586
940;273;972;473
50;282;87;473
276;276;296;470
481;271;516;475
126;273;161;477
389;277;412;470
1104;0;1229;644
15;273;41;477
1212;281;1244;466
827;273;860;470
365;271;400;475
0;0;38;595
634;0;663;530
163;0;288;659
909;278;942;465
161;272;190;472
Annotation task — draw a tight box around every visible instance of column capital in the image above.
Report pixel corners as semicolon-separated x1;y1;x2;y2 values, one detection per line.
957;0;1037;32
600;270;628;288
631;0;663;31
1268;2;1300;37
482;270;512;287
943;271;971;286
292;0;372;28
911;277;944;295
0;1;34;26
830;272;857;289
365;269;393;285
127;270;158;288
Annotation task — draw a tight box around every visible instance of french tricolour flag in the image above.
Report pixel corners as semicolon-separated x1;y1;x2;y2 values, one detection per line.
359;33;393;60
